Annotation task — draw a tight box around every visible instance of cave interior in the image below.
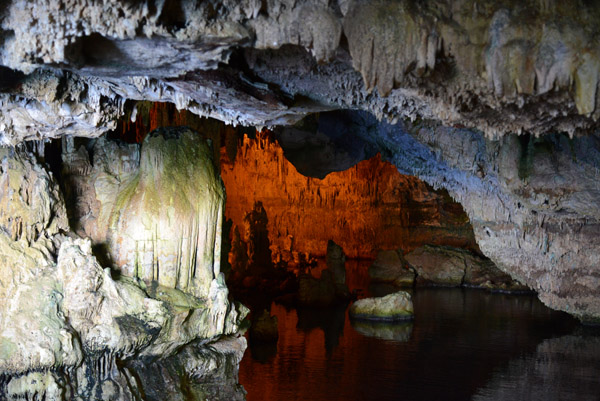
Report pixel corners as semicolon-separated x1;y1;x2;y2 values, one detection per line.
1;1;600;400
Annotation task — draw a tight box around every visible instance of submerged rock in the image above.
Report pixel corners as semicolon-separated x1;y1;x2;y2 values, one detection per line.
369;249;415;287
298;241;351;307
298;271;337;307
349;292;414;322
250;310;279;343
326;240;346;285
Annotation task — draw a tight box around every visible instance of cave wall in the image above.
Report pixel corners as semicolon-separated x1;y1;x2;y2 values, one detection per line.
101;104;477;262
320;110;600;322
220;130;477;260
0;132;248;399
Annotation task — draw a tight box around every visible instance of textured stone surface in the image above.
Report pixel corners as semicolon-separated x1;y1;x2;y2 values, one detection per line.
0;0;599;322
349;291;414;321
108;127;225;298
369;250;416;287
0;141;247;398
62;127;225;299
2;335;248;401
2;0;600;143
406;245;472;286
221;130;476;260
326;110;600;321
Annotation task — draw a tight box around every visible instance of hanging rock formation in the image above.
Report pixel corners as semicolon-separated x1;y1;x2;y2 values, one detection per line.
62;127;225;299
108;127;225;298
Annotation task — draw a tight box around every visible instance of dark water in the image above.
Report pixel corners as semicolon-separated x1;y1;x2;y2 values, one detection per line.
239;261;600;401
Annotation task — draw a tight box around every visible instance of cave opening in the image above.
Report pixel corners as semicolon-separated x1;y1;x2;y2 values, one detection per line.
2;95;596;400
90;101;513;308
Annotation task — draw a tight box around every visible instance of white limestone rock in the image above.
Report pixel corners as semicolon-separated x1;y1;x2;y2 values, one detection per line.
350;291;414;322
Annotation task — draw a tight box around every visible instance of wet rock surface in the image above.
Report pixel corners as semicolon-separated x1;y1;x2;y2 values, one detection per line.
369;250;416;288
62;127;226;299
349;291;414;322
297;241;351;307
405;245;527;291
0;5;600;398
370;245;527;292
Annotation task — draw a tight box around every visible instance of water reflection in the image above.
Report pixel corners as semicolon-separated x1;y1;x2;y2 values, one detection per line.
240;260;600;401
296;304;347;352
1;336;247;401
350;319;413;341
474;329;600;401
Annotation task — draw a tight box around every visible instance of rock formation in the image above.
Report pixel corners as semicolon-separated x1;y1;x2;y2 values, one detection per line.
221;130;477;260
0;133;247;399
349;291;414;321
369;250;416;288
249;309;279;343
62;127;225;299
0;5;600;398
405;245;527;291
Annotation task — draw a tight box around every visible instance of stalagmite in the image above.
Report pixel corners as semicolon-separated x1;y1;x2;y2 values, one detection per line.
107;127;225;298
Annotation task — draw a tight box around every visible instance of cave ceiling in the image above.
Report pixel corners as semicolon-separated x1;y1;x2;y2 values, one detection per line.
1;0;600;144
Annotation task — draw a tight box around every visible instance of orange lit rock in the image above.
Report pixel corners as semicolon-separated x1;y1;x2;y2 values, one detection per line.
220;131;477;261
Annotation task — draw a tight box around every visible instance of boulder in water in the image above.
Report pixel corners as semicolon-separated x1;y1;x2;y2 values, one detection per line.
349;291;414;321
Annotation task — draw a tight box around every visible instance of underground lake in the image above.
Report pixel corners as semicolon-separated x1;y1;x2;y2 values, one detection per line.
240;261;600;401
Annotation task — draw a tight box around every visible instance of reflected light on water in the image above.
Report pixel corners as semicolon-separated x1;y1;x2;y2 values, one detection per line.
239;261;599;401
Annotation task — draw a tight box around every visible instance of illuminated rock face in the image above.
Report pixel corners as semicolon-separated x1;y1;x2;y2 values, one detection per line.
0;144;247;399
62;126;226;299
221;131;477;260
108;128;225;298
